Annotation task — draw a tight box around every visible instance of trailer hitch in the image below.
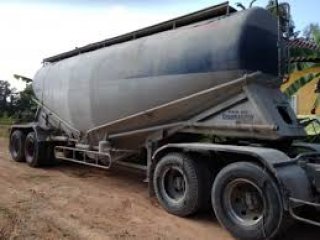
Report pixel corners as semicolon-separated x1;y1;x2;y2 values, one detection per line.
289;198;320;227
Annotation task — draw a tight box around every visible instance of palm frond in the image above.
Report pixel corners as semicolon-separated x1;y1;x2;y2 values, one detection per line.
284;72;320;97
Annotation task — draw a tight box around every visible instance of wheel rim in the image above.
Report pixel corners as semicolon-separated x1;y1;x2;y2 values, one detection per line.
223;178;265;226
161;166;187;202
26;137;35;159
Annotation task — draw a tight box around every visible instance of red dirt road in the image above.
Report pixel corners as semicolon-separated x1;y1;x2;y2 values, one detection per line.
0;137;320;240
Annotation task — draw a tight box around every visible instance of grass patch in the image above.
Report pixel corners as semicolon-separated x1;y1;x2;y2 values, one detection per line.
0;125;10;138
0;115;15;125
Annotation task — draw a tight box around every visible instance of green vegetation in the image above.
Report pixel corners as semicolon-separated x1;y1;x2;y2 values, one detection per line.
284;24;320;113
0;114;13;138
0;113;14;125
0;76;36;126
299;115;320;134
0;126;9;138
299;115;320;143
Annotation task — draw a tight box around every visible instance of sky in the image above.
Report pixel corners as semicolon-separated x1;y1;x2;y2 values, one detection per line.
0;0;319;90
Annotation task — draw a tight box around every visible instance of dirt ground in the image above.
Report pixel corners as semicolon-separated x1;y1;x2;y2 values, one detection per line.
1;138;320;240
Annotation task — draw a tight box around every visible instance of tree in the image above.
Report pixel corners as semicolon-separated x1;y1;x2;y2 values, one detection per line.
304;23;320;42
0;75;36;123
11;83;37;122
0;80;12;116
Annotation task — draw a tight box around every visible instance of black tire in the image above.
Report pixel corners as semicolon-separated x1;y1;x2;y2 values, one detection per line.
153;153;204;217
25;132;47;168
9;130;26;162
212;162;283;240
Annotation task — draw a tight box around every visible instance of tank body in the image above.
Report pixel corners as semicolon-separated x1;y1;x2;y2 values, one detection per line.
33;7;279;134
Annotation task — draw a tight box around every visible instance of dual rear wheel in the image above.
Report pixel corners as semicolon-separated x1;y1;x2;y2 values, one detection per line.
153;153;284;240
9;130;54;167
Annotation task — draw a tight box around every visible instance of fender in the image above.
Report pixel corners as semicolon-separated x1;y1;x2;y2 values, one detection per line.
152;143;313;210
10;123;51;142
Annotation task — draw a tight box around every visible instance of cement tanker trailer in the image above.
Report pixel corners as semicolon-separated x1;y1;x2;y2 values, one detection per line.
9;2;320;239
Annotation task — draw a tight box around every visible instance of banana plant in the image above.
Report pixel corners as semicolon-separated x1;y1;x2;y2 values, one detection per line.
283;24;320;114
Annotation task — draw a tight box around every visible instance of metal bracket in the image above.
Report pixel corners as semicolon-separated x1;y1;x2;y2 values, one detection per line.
54;145;145;172
289;197;320;227
55;146;112;169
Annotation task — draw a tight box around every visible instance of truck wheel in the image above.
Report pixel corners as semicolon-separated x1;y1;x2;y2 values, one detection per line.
212;162;283;240
25;132;46;168
9;130;26;162
153;153;203;217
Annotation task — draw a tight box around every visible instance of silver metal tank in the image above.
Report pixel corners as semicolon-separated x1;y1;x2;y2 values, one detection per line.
33;7;279;136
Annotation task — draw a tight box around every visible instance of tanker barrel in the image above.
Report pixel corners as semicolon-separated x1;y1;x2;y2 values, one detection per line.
33;6;284;148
